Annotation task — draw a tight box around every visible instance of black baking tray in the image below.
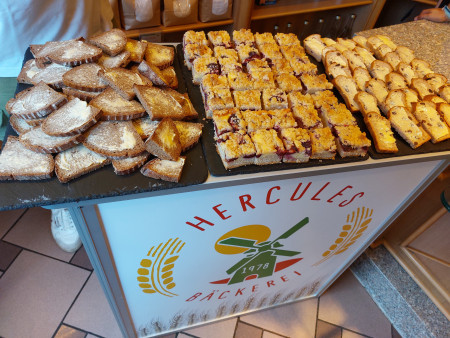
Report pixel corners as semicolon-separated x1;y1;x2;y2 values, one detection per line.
0;47;208;211
177;44;369;177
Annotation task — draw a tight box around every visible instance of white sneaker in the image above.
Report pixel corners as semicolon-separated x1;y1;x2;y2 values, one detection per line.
51;208;82;253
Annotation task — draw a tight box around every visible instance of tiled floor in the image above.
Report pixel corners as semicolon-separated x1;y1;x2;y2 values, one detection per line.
0;207;400;338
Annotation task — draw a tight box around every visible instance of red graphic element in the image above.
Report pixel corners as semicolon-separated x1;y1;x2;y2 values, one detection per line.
210;258;303;284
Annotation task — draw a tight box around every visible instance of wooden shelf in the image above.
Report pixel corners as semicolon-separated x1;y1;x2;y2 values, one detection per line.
251;0;373;20
123;19;234;38
412;0;437;5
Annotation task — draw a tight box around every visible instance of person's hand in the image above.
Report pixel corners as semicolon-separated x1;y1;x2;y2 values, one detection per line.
414;8;449;22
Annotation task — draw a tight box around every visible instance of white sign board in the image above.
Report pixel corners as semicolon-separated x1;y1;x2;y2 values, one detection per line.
98;161;438;337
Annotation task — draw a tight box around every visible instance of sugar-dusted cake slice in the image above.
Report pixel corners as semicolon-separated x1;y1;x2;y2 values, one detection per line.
173;121;203;152
250;129;285;165
309;127;336;160
144;118;181;160
241;109;275;132
0;136;54;181
269;109;297;131
216;131;256;169
334;125;371;157
212;108;247;137
140;156;186;182
233;90;262;110
280;127;311;163
262;88;288;110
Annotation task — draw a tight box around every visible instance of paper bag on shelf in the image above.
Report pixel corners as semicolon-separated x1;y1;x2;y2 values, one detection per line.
162;0;198;26
120;0;161;30
199;0;233;22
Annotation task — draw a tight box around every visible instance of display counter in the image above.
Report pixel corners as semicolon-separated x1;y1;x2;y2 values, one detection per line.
0;20;449;338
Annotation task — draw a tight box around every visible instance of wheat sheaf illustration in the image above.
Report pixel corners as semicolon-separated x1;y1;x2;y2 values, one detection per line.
137;237;185;296
313;207;373;266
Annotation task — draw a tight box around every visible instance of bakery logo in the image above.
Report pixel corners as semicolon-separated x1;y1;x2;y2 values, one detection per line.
137;238;185;297
211;218;309;285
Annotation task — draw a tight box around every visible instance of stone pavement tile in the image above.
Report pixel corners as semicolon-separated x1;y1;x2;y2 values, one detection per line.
0;250;89;338
316;320;342;338
319;270;391;338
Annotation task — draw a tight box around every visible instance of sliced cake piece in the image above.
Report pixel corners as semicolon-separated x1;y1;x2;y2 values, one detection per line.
183;43;213;70
355;91;381;116
412;101;450;143
41;98;102;137
369;60;393;81
144;118;181;161
62;63;107;92
232;90;262;110
216;131;256;169
36;39;103;67
18;59;71;89
192;56;220;85
365;78;389;109
395;46;415;64
385;72;408;91
0;136;54;180
125;38;147;63
90;88;146;121
83;121;146;158
19;125;83;153
334;125;371;157
138;60;169;87
439;85;450;103
333;76;360;112
411;78;435;99
437;102;450;127
62;87;102;102
364;112;398;153
354;46;376;69
145;43;175;70
160;67;178;89
411;59;434;78
133;85;187;120
262;88;289;110
249;129;285;165
208;30;232;48
424;73;447;93
300;74;333;94
97;50;131;69
174;121;203;152
55;144;110;183
9;115;34;135
383;51;402;70
87;28;127;56
6;82;68;119
291;105;323;130
241;110;274;132
203;88;234;119
303;34;326;62
98;67;151;100
388;106;429;149
112;152;150;175
308;127;336;160
396;62;418;85
140;156;186;182
280;127;311;163
269;109;298;131
212;108;247;137
343;50;367;72
132;117;160;139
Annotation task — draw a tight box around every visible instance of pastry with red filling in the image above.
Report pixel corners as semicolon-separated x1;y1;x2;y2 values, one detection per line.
212;108;247;137
250;129;285;165
280;127;311;163
309;127;336;160
216;131;256;169
334;125;371;157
